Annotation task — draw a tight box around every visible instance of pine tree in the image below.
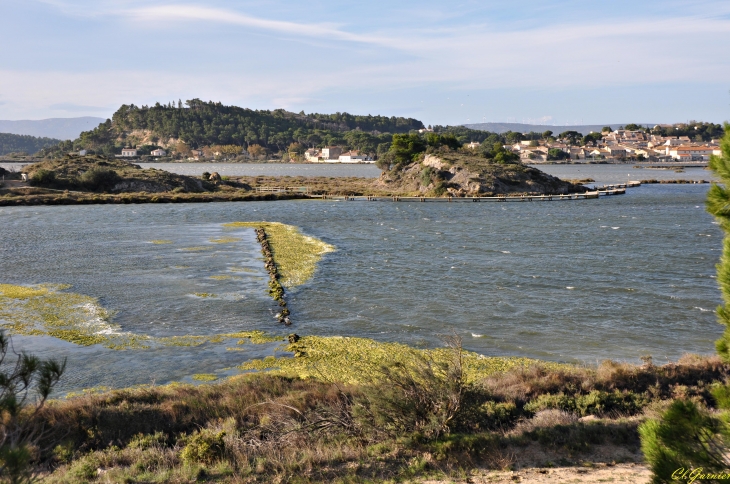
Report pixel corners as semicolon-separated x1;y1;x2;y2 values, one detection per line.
639;124;730;483
707;125;730;360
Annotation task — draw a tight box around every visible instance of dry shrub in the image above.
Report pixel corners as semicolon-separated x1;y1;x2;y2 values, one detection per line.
482;355;729;405
511;409;578;435
481;364;592;402
354;334;467;440
37;374;357;456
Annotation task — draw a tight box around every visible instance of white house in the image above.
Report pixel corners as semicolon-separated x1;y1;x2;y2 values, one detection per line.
466;141;481;149
78;149;87;156
669;145;716;161
150;149;167;157
338;151;373;163
121;148;138;157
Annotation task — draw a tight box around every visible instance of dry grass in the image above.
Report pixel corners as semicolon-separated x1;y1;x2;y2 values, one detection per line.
481;355;728;405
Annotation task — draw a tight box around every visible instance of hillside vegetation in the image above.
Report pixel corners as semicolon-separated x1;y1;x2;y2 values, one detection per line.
0;132;62;156
44;100;424;159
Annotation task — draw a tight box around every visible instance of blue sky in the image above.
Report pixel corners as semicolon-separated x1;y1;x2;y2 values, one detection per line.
2;0;730;125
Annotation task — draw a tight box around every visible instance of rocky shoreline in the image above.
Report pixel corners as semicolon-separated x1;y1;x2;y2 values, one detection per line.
0;189;306;206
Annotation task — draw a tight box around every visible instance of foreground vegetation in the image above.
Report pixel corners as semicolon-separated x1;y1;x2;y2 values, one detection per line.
15;337;729;483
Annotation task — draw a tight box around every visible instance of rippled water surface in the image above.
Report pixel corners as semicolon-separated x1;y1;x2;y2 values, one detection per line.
531;164;716;185
0;176;723;392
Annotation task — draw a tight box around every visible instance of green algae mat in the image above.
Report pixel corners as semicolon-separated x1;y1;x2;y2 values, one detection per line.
0;282;280;349
240;335;566;385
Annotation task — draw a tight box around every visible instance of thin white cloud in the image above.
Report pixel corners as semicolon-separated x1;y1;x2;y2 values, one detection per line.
120;4;394;46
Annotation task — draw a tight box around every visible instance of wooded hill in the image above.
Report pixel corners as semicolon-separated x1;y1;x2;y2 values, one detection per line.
43;100;425;159
0;132;62;156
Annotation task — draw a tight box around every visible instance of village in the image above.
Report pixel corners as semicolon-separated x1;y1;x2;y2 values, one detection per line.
491;127;723;164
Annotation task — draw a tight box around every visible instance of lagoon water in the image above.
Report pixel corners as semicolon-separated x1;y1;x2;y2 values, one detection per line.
142;162;383;178
0;165;724;393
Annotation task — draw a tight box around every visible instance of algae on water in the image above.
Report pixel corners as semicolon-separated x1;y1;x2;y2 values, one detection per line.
223;222;335;287
209;275;242;281
0;283;282;350
0;283;149;348
209;237;241;244
239;335;568;385
191;374;218;382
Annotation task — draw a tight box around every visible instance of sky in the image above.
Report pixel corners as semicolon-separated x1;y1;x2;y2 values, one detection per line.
1;0;730;126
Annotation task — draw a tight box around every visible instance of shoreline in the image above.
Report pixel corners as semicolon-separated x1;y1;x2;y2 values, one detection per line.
0;190;309;206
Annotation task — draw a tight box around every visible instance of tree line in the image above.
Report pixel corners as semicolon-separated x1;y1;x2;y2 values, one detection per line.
0;133;62;156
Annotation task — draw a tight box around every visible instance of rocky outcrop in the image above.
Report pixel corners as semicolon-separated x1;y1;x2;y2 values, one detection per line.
24;154;206;193
376;154;585;196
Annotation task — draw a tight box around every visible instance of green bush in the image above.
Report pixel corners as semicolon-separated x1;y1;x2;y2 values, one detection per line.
432;181;447;196
639;400;730;483
29;169;56;187
52;442;75;464
80;167;120;191
450;388;523;432
67;456;99;481
420;167;433;186
127;431;168;450
524;390;647;417
430;433;498;462
179;429;226;465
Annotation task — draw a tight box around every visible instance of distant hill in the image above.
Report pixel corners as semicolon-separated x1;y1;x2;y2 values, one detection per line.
46;100;424;159
0;133;62;156
0;117;106;140
463;122;651;136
